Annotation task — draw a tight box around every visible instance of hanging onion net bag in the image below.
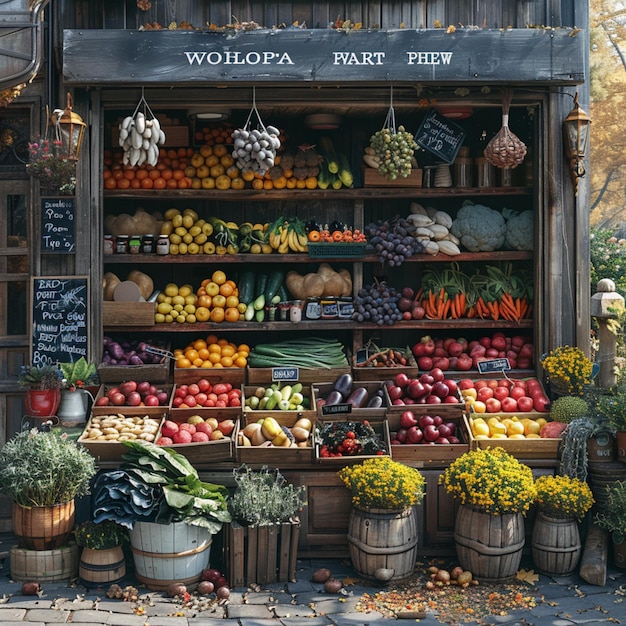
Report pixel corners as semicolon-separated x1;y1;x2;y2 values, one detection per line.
484;89;527;169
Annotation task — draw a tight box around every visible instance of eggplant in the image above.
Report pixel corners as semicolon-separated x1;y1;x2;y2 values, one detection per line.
346;387;369;408
367;395;383;408
333;373;353;399
324;390;344;406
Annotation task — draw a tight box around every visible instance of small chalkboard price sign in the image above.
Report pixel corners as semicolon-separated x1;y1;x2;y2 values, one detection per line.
415;108;467;164
31;276;89;366
41;197;75;253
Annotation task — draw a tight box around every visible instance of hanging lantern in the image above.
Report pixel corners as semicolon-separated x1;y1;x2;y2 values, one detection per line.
562;92;591;196
51;92;86;160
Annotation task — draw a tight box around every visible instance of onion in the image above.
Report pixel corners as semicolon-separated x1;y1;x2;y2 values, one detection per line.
166;583;187;597
129;355;143;365
324;578;343;594
312;568;332;583
216;586;231;599
197;580;214;595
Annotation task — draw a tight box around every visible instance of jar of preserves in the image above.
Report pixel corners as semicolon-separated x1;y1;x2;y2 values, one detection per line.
156;235;170;255
103;235;114;255
142;234;155;253
129;235;142;254
115;235;129;254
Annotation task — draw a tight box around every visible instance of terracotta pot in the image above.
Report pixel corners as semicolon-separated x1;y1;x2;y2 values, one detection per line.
25;388;61;418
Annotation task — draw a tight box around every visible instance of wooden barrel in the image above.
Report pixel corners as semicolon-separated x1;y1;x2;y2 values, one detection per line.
79;546;126;587
587;432;616;463
129;521;212;590
13;500;75;551
454;504;525;582
531;513;582;575
616;431;626;463
10;543;79;582
613;536;626;569
347;507;418;581
587;461;626;510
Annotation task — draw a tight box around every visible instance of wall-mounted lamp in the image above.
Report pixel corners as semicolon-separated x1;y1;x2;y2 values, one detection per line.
50;92;86;160
563;92;591;195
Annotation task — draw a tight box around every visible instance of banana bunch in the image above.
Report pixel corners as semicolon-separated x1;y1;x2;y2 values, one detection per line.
267;216;309;253
119;110;166;167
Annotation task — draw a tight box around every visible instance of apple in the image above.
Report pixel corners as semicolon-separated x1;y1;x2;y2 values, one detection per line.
509;386;527;401
444;379;458;395
399;410;418;429
111;392;126;406
501;397;519;412
406;426;423;444
426;394;442;404
126;391;142;406
119;380;137;396
477;387;494;402
395;428;408;444
435;437;450;444
517;396;535;412
198;379;212;393
474;380;489;390
387;385;404;401
437;423;452;438
157;391;169;405
485;398;502;413
417;356;433;370
444;395;461;403
206;417;219;431
407;380;426;399
432;415;443;427
95;396;110;406
184;395;197;408
173;430;193;444
448;436;460;444
195;422;212;437
192;432;210;443
411;306;425;320
493;386;510;402
106;387;121;400
394;372;410;389
432;381;450;399
137;381;151;395
459;379;475;390
419;415;435;428
144;394;160;407
534;395;551;412
156;436;173;446
187;383;200;396
218;419;236;436
423;424;440;442
443;422;457;436
430;368;445;382
202;568;222;582
179;422;196;435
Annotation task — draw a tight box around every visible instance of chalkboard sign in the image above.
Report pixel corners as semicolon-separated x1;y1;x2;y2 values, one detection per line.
31;276;89;366
415;108;466;164
41;197;75;253
477;358;511;374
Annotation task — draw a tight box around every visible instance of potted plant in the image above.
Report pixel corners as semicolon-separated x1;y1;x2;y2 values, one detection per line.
442;447;536;582
74;520;128;586
531;474;594;575
226;464;306;587
92;441;230;590
540;345;596;397
26;136;76;196
594;480;626;569
0;429;97;550
18;363;63;418
58;357;99;427
338;457;425;581
593;386;626;462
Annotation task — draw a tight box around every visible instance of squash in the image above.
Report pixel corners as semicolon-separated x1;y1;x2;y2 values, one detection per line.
285;271;305;300
127;270;154;300
338;269;353;296
302;273;325;298
105;207;164;236
323;271;348;297
103;272;121;301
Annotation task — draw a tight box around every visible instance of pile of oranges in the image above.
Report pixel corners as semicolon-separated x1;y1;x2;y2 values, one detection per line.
174;335;250;369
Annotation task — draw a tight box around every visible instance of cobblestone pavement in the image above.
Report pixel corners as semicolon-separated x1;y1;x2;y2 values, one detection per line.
1;538;626;626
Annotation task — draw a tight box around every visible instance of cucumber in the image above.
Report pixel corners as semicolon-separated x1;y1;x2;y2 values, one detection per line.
264;269;285;304
255;272;268;300
238;270;256;305
278;283;289;303
253;293;266;311
255;307;266;322
244;302;256;321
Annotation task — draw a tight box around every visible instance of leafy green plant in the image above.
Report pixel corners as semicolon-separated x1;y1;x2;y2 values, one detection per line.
18;364;63;390
0;430;97;506
74;520;128;549
595;481;626;542
593;386;626;432
338;457;425;510
59;357;99;390
229;464;306;527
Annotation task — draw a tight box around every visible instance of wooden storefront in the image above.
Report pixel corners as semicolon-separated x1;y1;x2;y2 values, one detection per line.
0;0;589;554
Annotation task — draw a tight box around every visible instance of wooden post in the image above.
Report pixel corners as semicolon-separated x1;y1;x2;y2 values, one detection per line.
579;525;609;586
590;279;625;389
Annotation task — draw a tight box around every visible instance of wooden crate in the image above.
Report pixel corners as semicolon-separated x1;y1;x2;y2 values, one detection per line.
236;413;315;466
91;384;173;417
98;361;171;384
102;301;155;326
241;384;315;422
174;367;245;386
312;381;388;419
224;520;300;588
352;353;419;381
363;167;423;187
315;417;391;464
247;365;350;385
388;411;470;465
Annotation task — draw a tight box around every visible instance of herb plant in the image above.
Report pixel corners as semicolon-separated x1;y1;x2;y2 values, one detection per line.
595;481;626;541
74;520;128;549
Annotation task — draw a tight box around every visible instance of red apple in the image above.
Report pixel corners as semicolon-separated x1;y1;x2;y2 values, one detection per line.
485;398;502;413
474;380;489;390
432;415;443;427
144;394;160;407
137;381;151;395
432;381;450;399
534;395;551;412
173;430;193;444
156;436;173;446
395;428;408;444
394;372;410;389
161;420;179;438
444;379;458;395
459;379;475;390
517;396;535;412
500;397;519;412
387;385;404;401
195;422;213;437
419;415;435;428
120;380;137;396
444;395;461;403
399;410;417;429
406;426;423;444
111;392;126;406
192;432;210;443
477;387;494;402
95;396;110;406
509;386;527;401
106;386;121;400
187;383;200;396
127;391;142;406
423;424;440;442
493;386;510;402
179;422;196;435
198;378;212;393
426;395;442;404
430;368;445;382
407;380;426;399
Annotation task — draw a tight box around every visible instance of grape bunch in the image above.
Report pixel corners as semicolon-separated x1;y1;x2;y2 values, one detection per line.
368;125;418;179
365;217;425;266
352;282;403;326
231;125;281;175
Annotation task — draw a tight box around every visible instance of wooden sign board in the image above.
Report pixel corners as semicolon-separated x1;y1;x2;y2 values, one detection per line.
415;108;466;164
41;197;75;253
31;276;89;365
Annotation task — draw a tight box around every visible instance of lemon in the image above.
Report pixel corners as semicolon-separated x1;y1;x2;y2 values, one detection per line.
178;242;188;254
154;313;166;323
203;241;216;254
156;292;167;303
169;233;182;245
164;208;181;220
172;214;183;228
186;314;197;323
202;223;214;236
175;226;188;237
172;295;185;306
184;304;197;315
178;285;193;297
169;243;179;255
193;234;207;245
183;233;193;244
164;314;174;323
164;283;179;297
176;314;186;323
173;303;184;312
182;215;194;229
189;225;202;237
184;294;197;305
157;302;173;315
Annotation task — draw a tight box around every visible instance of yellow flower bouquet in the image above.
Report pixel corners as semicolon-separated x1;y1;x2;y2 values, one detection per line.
338;457;425;510
442;447;536;515
534;474;594;521
541;345;595;395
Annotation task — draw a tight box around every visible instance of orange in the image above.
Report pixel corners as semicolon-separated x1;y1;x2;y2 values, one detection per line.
123;169;136;180
192;338;207;350
225;295;239;309
112;169;125;180
193;358;204;367
197;294;212;308
153;177;167;189
104;177;117;189
177;178;190;189
149;168;161;180
140;177;154;189
224;307;240;322
166;178;178;189
116;178;130;189
208;344;222;355
220;345;236;358
210;308;225;322
173;169;185;181
220;356;233;367
219;282;234;297
177;357;192;369
130;178;142;189
161;169;173;180
185;349;199;362
205;334;219;345
212;270;226;285
217;337;229;346
237;343;251;354
208;351;222;364
195;307;210;322
234;355;248;368
135;169;149;180
197;348;210;360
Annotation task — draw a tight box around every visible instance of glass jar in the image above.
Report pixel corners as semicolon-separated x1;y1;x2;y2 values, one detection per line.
103;235;114;255
129;235;142;254
290;300;303;322
115;235;129;254
156;235;170;255
142;234;155;253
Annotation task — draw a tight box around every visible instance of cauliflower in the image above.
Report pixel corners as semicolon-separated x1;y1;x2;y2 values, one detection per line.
504;209;534;251
450;201;506;252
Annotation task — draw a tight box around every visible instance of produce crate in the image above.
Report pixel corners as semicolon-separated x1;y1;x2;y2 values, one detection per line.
312;381;389;419
386;398;465;420
307;243;367;258
77;414;163;462
102;301;155;327
91;384;173;418
388;411;470;465
315;417;391;464
224;519;300;587
363;168;423;187
236;413;315;466
98;361;171;384
173;367;246;386
247;365;350;385
241;385;316;423
160;410;236;463
466;413;561;460
352;353;418;381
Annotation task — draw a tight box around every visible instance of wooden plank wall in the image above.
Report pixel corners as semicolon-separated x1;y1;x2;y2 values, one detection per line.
57;1;579;31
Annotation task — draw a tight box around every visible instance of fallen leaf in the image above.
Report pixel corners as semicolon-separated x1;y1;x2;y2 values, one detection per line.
516;569;539;585
342;577;358;587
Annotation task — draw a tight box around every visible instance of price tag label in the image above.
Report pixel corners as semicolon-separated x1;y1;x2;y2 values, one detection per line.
272;367;299;382
477;358;511;374
322;403;352;416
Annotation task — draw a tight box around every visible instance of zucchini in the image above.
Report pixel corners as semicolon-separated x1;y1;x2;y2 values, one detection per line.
319;136;340;174
253;293;266;311
238;270;256;305
317;161;333;190
278;283;289;303
264;270;285;304
255;307;266;322
337;152;354;188
255;272;268;300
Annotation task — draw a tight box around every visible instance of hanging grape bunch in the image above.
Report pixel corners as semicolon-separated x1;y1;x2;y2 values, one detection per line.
352;281;403;326
365;216;425;267
368;125;418;180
